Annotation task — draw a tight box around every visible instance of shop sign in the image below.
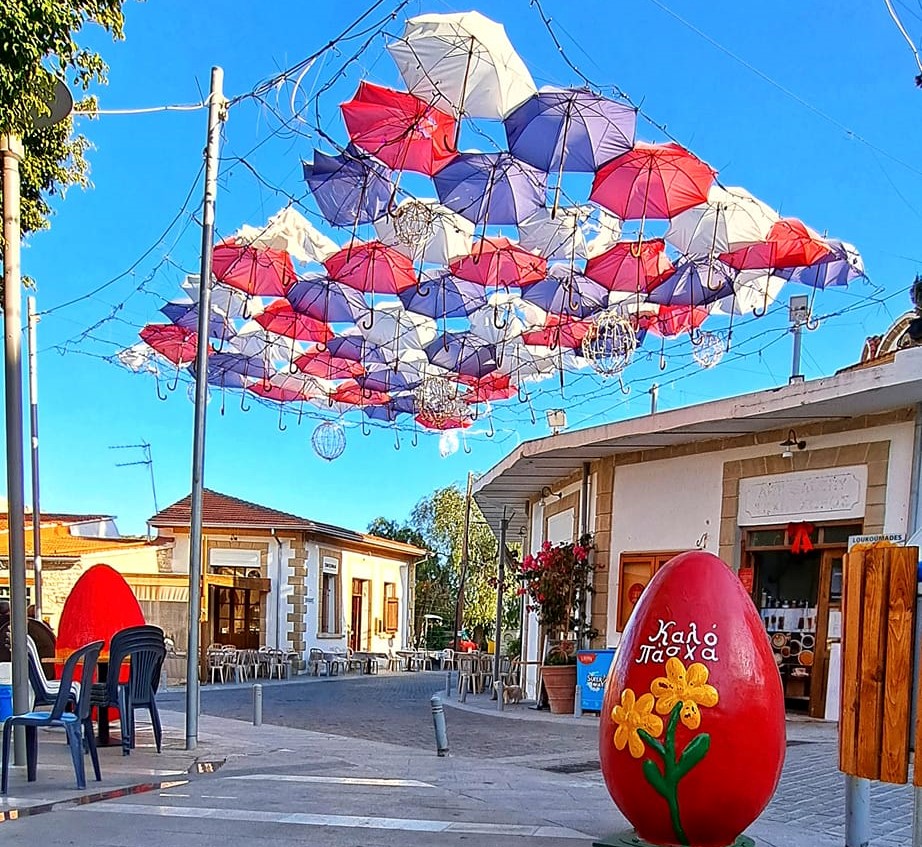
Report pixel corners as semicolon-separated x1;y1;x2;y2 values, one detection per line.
847;534;905;551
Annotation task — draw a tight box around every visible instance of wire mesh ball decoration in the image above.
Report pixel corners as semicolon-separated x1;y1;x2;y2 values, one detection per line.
414;376;471;427
312;420;347;461
391;200;436;248
692;331;726;369
581;309;637;377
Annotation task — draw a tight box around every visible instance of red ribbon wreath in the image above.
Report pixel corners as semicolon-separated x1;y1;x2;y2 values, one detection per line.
787;522;815;554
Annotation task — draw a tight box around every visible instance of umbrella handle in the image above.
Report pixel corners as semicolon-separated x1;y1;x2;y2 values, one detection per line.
416;277;432;297
659;338;667;370
360;305;375;331
618;374;631;396
492;306;509;331
240;389;251;412
361;417;371;437
412;424;419;448
462;432;472;454
167;365;182;393
486;414;495;438
517;382;529;404
297;400;305;427
394;428;401;451
155;371;169;402
278;405;288;431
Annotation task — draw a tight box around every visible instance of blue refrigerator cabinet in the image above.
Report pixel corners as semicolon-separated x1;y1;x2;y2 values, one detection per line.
576;649;616;712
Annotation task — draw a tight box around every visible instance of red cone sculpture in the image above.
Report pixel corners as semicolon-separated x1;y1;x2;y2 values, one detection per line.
599;551;785;847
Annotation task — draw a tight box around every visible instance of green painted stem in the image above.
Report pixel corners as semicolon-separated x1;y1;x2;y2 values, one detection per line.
639;703;689;847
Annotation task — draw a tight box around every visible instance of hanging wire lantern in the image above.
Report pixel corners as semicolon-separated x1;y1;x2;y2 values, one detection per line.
414;376;472;427
312;420;347;461
391;200;436;248
692;331;726;369
438;430;460;457
581;308;637;377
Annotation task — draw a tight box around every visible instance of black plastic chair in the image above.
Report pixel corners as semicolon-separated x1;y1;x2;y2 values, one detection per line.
1;640;104;793
93;625;166;755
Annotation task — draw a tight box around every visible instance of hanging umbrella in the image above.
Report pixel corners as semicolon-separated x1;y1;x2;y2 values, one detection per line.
584;239;675;294
375;198;475;265
139;324;198;365
302;147;392;227
245;299;334;343
325;240;417;296
356;367;422;394
458;371;517;402
776;238;865;288
433;152;546;226
364;396;417;422
231;206;340;264
712;270;786;317
642;304;710;338
521;314;593;349
286;273;367;324
205;351;268;383
520;267;608;319
181;276;258;320
665;185;779;259
324;331;387;367
357;301;439;356
247;372;330;403
226;331;303;369
425;332;499;379
450;236;547;287
720;218;831;271
160;300;230;340
647;258;736;307
330;380;392;407
341;81;457;175
467;292;543;346
212;243;296;297
504;86;636;173
590;142;716;222
416;412;472;431
517;206;591;262
386;11;537;119
399;271;486;319
294;345;367;380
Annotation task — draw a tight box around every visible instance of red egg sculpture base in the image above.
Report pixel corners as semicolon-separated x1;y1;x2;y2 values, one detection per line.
599;551;785;847
594;832;755;847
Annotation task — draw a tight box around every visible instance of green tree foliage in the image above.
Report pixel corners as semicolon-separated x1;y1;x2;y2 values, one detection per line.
0;1;128;242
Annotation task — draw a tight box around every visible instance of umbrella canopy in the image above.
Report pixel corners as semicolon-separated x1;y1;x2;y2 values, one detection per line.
364;395;417;421
584;239;675;294
286;273;367;324
521;314;593;349
458;371;517;402
433;152;546;225
374;198;475;265
341;81;457;175
776;238;864;288
181;276;258;320
720;218;831;271
495;339;560;381
294;345;366;380
247;373;329;403
356;366;422;394
665;185;779;258
647;258;736;307
466;292;543;346
212;243;296;297
303;147;392;227
416;412;473;431
517;206;591;262
330;380;392;407
425;332;499;378
590;142;716;221
387;11;537;119
640;304;710;338
247;299;334;343
520;267;609;319
230;206;340;264
139;324;198;365
504;86;636;173
205;351;268;382
450;236;547;287
160;300;230;340
399;271;487;319
324;240;417;295
712;270;786;316
358;301;439;354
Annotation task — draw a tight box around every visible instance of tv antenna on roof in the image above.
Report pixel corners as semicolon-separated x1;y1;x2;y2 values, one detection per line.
109;441;159;518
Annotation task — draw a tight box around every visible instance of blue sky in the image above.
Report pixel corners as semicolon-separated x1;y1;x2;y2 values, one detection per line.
13;0;922;536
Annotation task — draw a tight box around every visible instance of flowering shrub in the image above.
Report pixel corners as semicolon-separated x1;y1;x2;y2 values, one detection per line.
514;533;596;644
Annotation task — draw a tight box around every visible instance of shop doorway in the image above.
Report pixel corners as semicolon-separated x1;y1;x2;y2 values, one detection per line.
743;523;855;718
210;586;262;650
350;579;370;652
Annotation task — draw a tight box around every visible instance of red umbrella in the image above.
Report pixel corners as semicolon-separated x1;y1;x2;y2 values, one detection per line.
584;239;675;294
213;242;296;296
416;413;472;431
450;237;546;288
720;219;832;271
590;142;716;221
458;371;517;403
325;241;417;295
522;314;593;349
253;299;334;343
140;324;198;364
330;380;392;407
640;305;710;338
341;82;457;176
294;346;366;380
247;374;325;403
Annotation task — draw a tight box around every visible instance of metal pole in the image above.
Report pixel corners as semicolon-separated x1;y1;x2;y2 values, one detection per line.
453;471;474;652
186;67;225;751
493;513;509;703
790;322;804;383
2;133;28;766
649;383;658;415
907;404;922;847
27;296;42;619
845;775;870;847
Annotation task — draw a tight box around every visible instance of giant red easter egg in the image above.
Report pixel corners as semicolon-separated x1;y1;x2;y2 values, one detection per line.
599;551;785;847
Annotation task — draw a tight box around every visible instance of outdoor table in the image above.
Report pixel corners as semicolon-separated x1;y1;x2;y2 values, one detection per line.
351;651;382;674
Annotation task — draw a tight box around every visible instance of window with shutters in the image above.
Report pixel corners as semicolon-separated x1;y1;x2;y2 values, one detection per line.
383;582;399;634
617;552;682;631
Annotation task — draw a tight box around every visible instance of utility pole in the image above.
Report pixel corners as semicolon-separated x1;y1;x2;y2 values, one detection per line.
492;511;510;697
187;67;226;751
453;471;474;652
27;297;42;619
788;295;812;384
649;383;658;415
2;133;28;766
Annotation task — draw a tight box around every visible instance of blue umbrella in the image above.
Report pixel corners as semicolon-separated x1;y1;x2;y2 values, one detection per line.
504;87;637;173
160;300;229;340
520;268;608;319
424;332;498;379
776;239;865;289
398;272;487;319
433;153;546;226
205;352;268;382
647;259;736;307
287;273;367;324
325;332;385;365
302;146;392;227
363;396;416;422
355;367;421;394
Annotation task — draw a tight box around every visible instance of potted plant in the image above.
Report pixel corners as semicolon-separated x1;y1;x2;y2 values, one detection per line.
514;533;595;714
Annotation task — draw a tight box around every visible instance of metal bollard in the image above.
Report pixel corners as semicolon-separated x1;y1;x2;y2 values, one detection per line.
574;684;583;717
845;775;870;847
430;694;450;757
496;680;504;712
445;670;451;695
252;683;263;726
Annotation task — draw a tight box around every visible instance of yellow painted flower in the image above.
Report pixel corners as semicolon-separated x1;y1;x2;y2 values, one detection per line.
651;657;719;730
611;688;664;758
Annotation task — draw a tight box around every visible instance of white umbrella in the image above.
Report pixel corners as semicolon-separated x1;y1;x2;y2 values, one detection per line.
585;209;624;258
712;270;786;317
227;328;306;369
387;11;537;119
665;186;779;259
516;206;591;262
357;301;439;356
374;198;474;265
117;342;160;375
496;339;560;382
232;206;339;264
181;275;261;321
468;292;545;346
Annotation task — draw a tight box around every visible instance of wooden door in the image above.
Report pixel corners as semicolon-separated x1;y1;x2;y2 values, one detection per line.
350;579;363;652
810;548;844;718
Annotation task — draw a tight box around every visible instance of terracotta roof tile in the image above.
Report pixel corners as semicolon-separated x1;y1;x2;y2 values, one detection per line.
0;524;153;559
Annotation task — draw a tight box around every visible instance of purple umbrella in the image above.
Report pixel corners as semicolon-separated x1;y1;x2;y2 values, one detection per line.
355;367;421;394
424;332;499;379
776;239;865;289
364;395;417;422
160;300;229;340
504;87;637;173
205;352;268;382
325;332;385;365
520;268;608;319
287;273;367;324
647;258;736;308
433;152;546;226
398;271;487;319
302;145;392;227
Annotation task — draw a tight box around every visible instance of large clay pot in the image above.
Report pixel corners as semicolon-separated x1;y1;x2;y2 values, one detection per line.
599;551;785;847
542;664;576;714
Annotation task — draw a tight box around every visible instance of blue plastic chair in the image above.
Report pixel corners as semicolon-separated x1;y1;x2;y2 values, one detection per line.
1;640;104;793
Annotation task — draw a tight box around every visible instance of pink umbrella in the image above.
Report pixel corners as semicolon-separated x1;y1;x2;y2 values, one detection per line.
720;219;832;271
330;380;392;407
253;299;334;343
294;346;366;380
522;315;593;349
450;236;547;288
139;324;198;365
325;241;417;295
212;242;296;296
583;239;675;294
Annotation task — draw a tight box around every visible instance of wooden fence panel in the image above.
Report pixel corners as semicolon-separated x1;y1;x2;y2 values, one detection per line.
855;548;888;780
838;549;864;775
881;547;914;784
